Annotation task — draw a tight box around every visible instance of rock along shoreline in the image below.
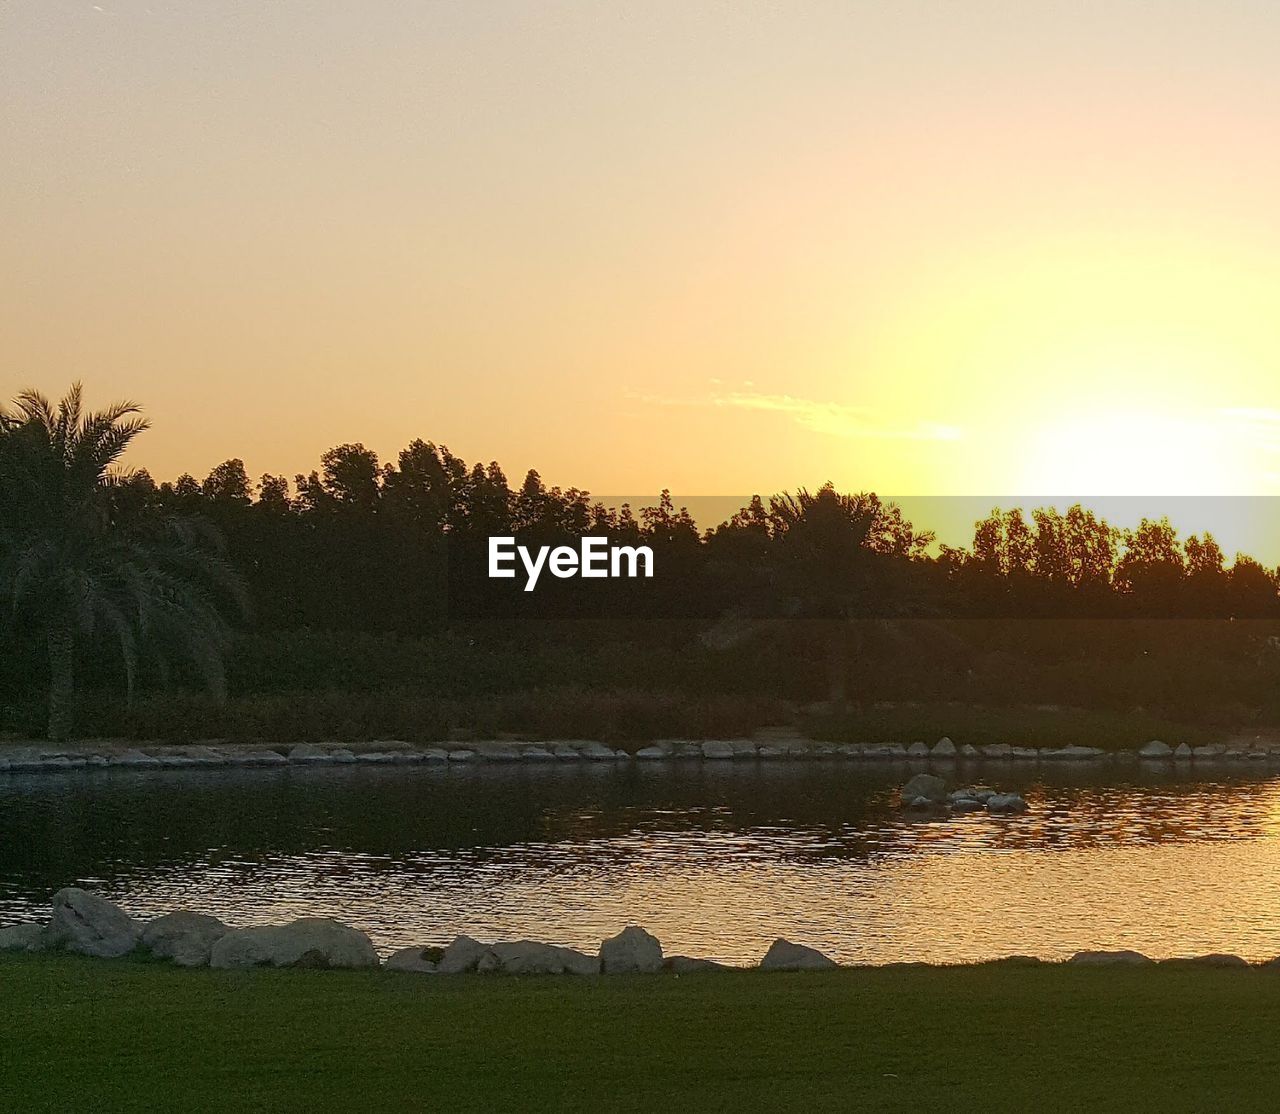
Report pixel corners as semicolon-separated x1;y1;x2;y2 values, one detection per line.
0;734;1277;775
3;888;1278;975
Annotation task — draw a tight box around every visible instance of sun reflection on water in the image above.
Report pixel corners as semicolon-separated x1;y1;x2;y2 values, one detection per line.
4;763;1280;965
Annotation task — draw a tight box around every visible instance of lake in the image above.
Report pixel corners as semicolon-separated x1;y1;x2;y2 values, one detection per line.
5;760;1280;965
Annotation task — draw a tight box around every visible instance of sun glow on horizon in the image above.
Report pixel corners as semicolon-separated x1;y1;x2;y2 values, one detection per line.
6;3;1280;507
1020;410;1240;498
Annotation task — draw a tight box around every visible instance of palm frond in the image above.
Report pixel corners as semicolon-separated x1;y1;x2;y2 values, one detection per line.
1;384;248;734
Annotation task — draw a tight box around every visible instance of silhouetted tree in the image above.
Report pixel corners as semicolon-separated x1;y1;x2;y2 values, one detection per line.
0;385;247;739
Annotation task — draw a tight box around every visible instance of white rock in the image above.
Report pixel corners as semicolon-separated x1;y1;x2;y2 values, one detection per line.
240;749;287;766
1009;747;1039;759
474;744;522;762
7;751;46;771
600;926;663;974
385;946;440;973
436;934;492;974
330;748;358;763
141;911;228;967
759;938;838;971
701;740;734;760
287;744;334;764
635;746;667;760
906;741;930;757
1067;949;1153;966
1193;744;1224;758
39;756;78;771
666;955;731;973
446;749;475;762
419;748;448;762
209;918;378;970
932;737;957;757
1138;740;1173;758
959;743;980;757
478;940;599;975
109;750;161;769
357;751;397;764
981;744;1012;758
1058;745;1107;760
580;742;618;761
521;747;556;761
182;746;229;766
1170;953;1249;967
553;745;581;759
0;922;46;952
158;754;199;768
1173;743;1193;759
47;888;141;958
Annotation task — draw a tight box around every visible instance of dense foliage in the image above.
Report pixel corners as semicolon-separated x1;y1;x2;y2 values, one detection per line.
5;386;1280;740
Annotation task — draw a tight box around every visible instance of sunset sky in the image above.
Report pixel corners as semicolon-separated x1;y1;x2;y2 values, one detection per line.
6;1;1280;524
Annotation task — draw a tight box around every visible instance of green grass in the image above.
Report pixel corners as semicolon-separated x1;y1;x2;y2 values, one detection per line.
3;955;1280;1111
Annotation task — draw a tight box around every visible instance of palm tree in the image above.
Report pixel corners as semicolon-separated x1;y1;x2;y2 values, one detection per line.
705;485;940;709
0;384;247;740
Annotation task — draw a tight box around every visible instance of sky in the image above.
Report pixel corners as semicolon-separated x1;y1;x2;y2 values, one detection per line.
6;1;1280;547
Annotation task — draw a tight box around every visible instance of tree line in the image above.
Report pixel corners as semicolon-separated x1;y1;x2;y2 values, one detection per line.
5;385;1280;740
111;442;1280;624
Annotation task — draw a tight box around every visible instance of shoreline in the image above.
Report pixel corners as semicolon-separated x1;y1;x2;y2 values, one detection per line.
2;734;1280;774
4;889;1275;973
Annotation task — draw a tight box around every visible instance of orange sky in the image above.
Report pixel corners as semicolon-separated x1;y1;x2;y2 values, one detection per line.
5;1;1280;536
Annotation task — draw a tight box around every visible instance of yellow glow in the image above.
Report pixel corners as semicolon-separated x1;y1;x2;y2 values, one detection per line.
1022;411;1236;497
4;3;1280;515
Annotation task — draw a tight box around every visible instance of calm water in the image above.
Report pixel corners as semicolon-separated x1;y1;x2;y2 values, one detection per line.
5;761;1280;965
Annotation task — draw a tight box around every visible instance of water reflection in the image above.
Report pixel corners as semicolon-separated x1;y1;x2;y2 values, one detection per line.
4;761;1280;964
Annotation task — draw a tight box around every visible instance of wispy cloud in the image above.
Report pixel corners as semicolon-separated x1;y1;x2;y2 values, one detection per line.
1221;408;1280;424
1220;408;1280;452
638;388;962;442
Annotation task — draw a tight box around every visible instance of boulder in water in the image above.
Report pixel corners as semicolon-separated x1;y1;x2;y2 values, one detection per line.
985;793;1028;814
900;773;948;805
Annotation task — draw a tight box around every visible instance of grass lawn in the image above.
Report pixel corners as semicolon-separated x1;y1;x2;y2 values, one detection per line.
3;954;1280;1112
